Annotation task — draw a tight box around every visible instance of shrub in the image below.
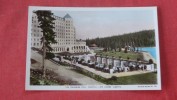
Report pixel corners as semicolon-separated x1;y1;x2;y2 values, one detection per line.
118;47;121;52
109;65;112;69
124;47;128;53
149;59;153;64
109;76;117;81
30;76;40;85
89;64;95;68
137;58;140;61
127;57;130;60
45;52;55;59
78;59;84;64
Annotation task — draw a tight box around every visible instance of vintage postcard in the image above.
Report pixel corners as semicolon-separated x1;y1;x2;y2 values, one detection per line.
26;6;161;90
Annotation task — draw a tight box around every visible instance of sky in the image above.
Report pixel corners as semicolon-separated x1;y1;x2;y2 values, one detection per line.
53;9;156;40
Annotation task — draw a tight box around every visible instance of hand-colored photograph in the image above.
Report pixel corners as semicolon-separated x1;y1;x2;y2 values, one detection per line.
26;6;161;90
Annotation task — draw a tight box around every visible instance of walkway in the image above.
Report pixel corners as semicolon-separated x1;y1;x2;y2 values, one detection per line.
31;50;104;85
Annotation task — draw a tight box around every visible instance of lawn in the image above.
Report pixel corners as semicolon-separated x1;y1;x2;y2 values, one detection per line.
95;50;143;60
106;72;157;85
72;68;157;85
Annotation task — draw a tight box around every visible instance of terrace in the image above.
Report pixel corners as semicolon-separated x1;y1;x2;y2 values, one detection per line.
54;54;156;79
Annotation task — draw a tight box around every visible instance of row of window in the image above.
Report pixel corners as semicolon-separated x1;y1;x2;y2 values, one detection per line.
53;42;72;45
54;21;64;25
32;26;72;32
66;30;71;32
66;24;71;26
32;20;37;23
32;33;42;37
65;21;72;23
33;29;40;32
66;27;72;29
54;43;66;45
73;46;86;49
55;25;65;28
53;47;65;52
32;20;72;28
56;36;65;38
74;50;87;53
33;24;37;27
56;36;75;38
53;47;87;52
54;29;65;32
32;38;40;41
31;34;75;39
53;16;64;21
32;43;41;46
32;16;37;19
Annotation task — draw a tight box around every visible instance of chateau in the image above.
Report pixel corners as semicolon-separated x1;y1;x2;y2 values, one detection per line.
31;13;89;53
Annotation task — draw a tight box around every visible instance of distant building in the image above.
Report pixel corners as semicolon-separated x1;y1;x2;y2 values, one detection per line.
89;44;104;51
89;44;97;47
31;12;89;53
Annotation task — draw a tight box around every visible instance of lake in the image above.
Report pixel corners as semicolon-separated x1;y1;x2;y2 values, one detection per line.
136;47;156;59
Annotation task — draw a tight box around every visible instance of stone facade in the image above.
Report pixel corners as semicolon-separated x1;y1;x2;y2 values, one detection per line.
31;12;89;53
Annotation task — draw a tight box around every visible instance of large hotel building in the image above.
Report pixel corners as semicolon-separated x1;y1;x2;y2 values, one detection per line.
31;12;89;53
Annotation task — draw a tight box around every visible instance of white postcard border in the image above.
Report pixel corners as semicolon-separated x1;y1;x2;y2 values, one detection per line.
26;6;161;90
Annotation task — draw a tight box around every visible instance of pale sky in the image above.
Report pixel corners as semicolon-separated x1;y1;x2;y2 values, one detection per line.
53;9;155;40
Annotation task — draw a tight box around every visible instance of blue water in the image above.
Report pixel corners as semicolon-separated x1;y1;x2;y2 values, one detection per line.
136;47;156;59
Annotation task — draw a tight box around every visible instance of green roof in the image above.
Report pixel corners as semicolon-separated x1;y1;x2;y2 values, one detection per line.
64;14;72;18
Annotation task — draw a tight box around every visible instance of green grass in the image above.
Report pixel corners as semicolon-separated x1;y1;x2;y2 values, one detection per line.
72;68;157;85
106;72;157;85
30;69;64;85
30;76;59;85
95;51;143;60
30;69;79;85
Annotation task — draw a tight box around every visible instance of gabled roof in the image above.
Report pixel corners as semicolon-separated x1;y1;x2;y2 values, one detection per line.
63;13;72;18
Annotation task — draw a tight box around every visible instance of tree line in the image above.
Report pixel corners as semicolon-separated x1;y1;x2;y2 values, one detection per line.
86;30;155;51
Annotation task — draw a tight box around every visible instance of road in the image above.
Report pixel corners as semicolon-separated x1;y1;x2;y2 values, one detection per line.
31;50;104;85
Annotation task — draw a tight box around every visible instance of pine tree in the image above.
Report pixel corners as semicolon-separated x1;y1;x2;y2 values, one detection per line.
34;10;57;78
